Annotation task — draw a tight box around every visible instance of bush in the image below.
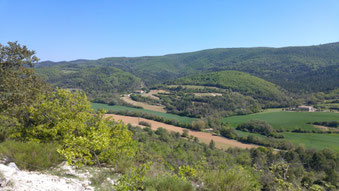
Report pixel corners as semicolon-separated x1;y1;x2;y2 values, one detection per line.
313;121;338;128
144;175;194;191
0;140;63;171
203;165;262;191
220;127;239;140
236;120;282;138
139;121;152;127
191;120;205;131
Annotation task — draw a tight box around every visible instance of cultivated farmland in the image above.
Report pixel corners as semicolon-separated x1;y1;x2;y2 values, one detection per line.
105;114;258;150
224;111;339;131
91;103;195;124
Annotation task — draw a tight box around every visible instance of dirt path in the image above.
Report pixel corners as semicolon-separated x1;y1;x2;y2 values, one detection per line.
105;114;258;150
121;95;167;113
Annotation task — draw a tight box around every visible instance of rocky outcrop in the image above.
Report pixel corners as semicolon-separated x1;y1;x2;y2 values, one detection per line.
0;162;94;191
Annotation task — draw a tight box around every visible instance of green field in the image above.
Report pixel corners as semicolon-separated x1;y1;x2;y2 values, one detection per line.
282;132;339;151
92;103;196;124
224;111;339;151
224;111;339;131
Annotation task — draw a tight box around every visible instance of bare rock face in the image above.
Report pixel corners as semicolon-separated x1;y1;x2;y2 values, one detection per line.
0;163;94;191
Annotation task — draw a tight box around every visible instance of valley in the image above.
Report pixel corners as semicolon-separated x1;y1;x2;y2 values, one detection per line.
1;41;338;190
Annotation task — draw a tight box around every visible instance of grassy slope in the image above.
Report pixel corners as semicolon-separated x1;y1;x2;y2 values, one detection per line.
92;103;196;124
37;42;339;92
224;111;339;151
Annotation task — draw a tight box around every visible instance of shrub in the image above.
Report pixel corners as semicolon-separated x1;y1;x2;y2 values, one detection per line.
203;165;262;191
139;121;151;127
182;129;189;137
236;120;282;138
0;140;63;171
144;175;194;191
220;127;239;140
191;120;205;131
11;89;137;167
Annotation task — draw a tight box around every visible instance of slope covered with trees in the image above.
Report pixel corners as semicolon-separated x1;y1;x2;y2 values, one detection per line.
37;42;339;92
170;70;290;104
37;66;144;103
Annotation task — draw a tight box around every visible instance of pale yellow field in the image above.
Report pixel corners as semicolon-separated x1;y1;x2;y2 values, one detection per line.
121;94;167;113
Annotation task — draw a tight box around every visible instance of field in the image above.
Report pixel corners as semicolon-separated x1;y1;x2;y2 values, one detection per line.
224;111;339;131
167;85;223;90
224;111;339;151
193;93;222;97
140;90;169;100
92;103;196;124
281;132;339;151
105;114;258;150
121;94;166;112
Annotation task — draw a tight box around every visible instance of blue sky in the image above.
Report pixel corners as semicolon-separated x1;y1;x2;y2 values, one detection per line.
1;0;338;61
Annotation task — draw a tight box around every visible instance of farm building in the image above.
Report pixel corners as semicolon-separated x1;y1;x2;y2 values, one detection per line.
297;105;315;112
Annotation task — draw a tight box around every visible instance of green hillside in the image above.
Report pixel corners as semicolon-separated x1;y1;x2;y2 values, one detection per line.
37;66;143;103
37;42;339;92
170;70;289;104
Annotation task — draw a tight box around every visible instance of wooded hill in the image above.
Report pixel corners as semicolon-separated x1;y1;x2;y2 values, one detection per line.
37;42;339;93
169;70;289;104
37;66;143;103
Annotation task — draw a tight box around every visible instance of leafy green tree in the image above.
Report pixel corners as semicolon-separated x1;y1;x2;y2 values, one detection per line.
0;41;48;141
209;139;216;150
11;88;137;167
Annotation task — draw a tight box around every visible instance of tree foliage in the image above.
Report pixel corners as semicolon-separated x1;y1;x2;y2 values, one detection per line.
0;41;48;140
11;89;137;166
0;42;137;167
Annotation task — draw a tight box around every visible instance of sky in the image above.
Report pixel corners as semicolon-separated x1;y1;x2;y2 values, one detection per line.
0;0;338;61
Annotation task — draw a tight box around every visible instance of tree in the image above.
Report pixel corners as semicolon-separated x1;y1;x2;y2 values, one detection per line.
0;41;48;141
11;88;137;167
209;140;216;150
0;42;137;167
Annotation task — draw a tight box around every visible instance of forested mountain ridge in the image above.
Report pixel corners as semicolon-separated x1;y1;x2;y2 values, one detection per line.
37;42;339;92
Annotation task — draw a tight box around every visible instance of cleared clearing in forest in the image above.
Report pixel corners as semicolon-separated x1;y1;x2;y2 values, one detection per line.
121;94;166;113
193;93;222;97
140;90;169;100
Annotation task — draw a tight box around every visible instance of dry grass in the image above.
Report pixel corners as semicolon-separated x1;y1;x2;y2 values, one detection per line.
313;125;339;132
193;93;222;97
121;95;167;113
141;90;169;100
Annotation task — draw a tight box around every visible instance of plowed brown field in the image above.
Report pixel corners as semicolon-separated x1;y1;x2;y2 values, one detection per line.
105;114;258;150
